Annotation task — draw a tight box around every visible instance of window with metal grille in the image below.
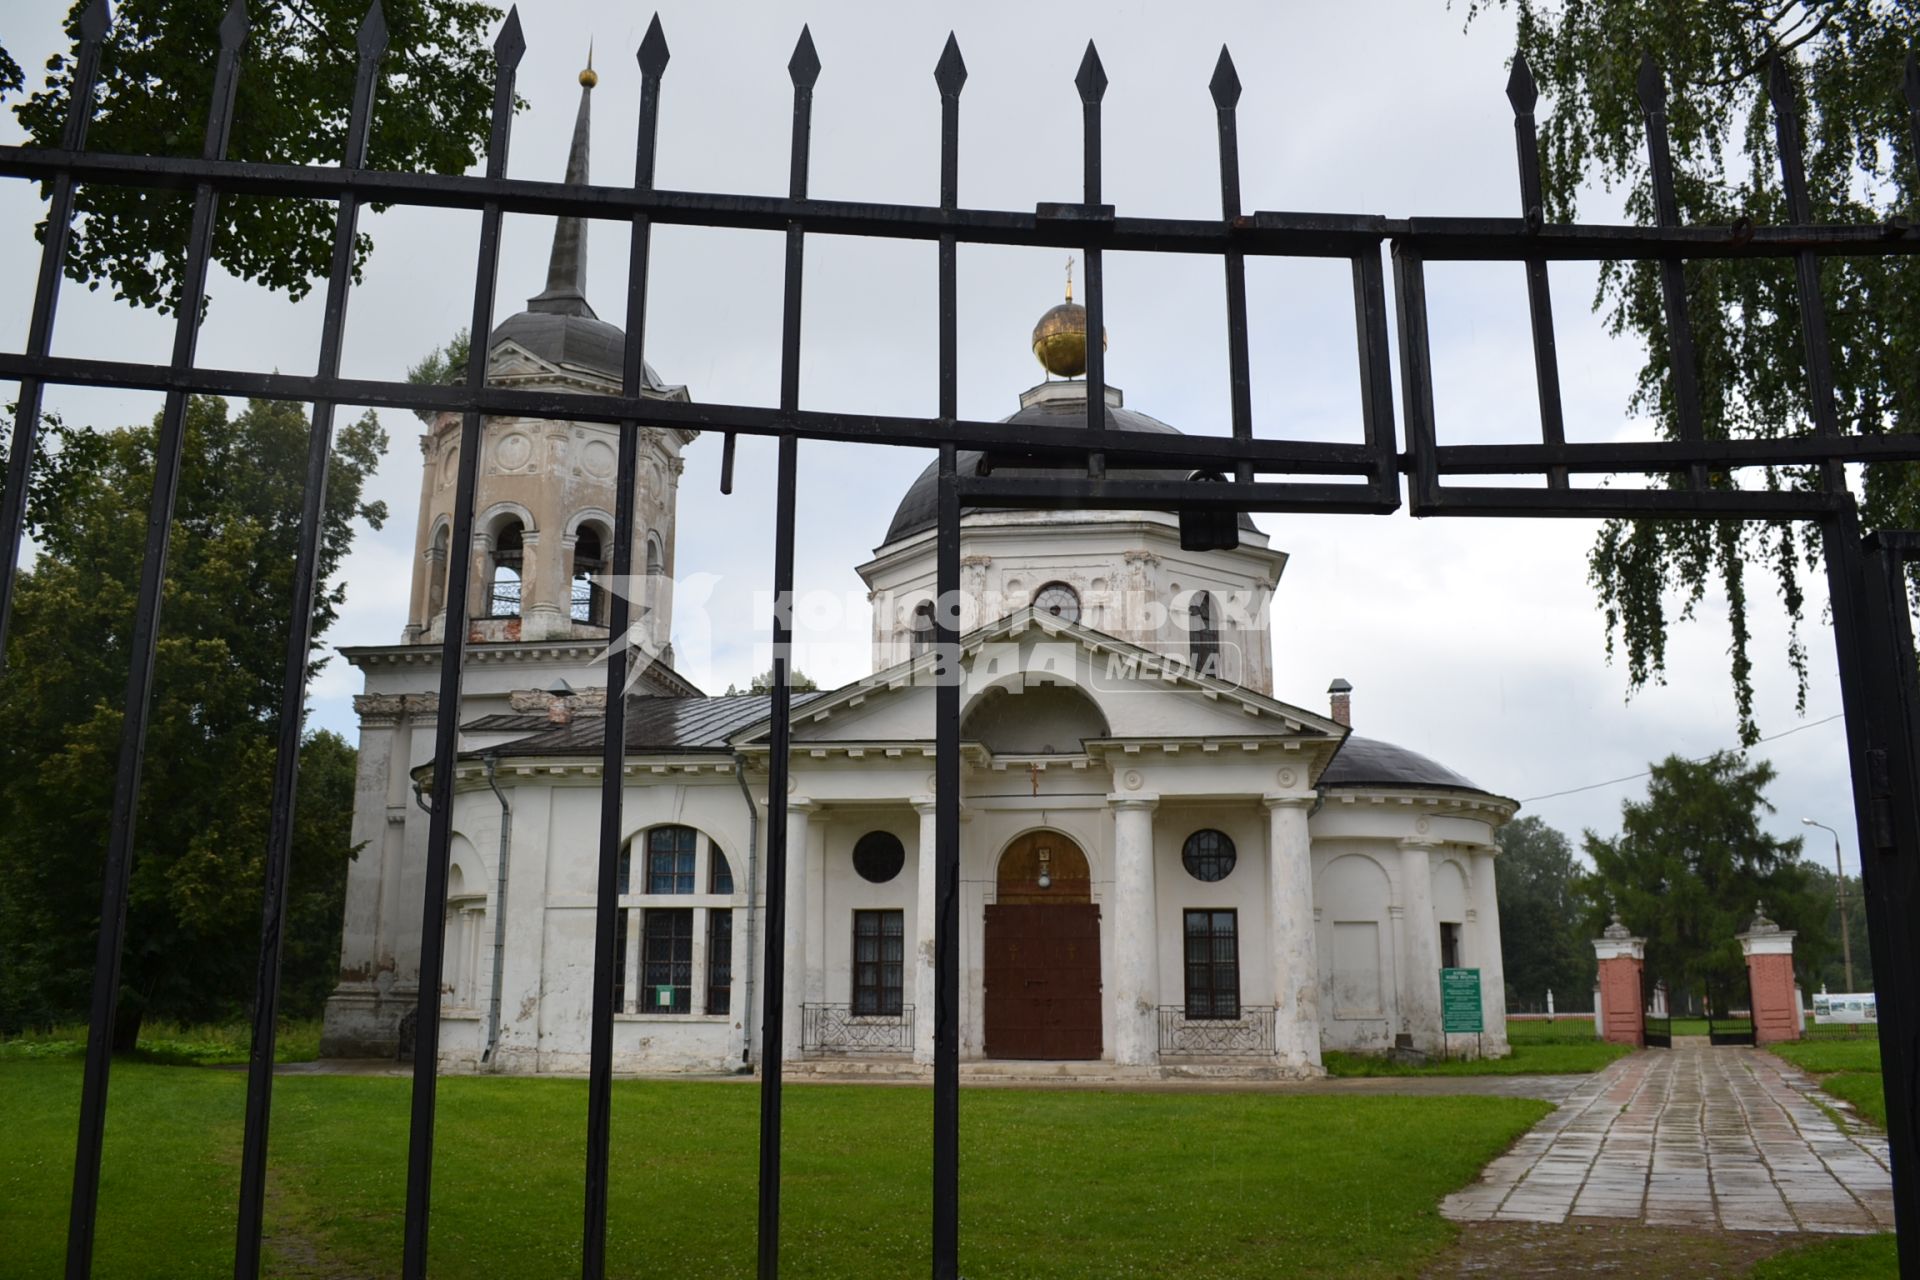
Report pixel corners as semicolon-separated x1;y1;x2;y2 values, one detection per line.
707;909;733;1016
489;519;523;618
612;910;629;1012
709;848;734;895
1184;909;1240;1020
647;825;697;894
1182;828;1236;882
852;910;904;1016
641;908;693;1015
1440;921;1462;970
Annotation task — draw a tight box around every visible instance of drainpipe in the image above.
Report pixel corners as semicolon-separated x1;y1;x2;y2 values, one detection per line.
732;751;760;1069
481;753;512;1067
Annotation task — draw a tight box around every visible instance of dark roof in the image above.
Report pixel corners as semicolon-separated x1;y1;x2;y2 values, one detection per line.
462;713;556;734
487;309;668;389
487;692;830;758
882;395;1261;546
1320;735;1482;792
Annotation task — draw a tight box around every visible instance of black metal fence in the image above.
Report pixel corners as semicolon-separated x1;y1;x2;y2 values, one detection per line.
3;2;1920;1277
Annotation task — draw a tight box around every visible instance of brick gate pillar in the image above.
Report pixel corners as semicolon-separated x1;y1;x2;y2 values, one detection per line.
1592;915;1647;1048
1738;904;1802;1045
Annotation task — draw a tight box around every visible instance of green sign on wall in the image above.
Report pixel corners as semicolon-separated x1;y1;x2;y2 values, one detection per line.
1440;967;1483;1034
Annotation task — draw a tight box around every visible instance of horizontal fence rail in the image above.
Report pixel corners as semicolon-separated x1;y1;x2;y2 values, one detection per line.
2;3;1918;1280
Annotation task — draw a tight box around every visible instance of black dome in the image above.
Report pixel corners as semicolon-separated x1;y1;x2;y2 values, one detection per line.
1321;736;1483;792
881;393;1260;546
488;310;668;391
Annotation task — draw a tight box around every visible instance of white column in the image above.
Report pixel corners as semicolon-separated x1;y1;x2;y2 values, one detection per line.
1398;838;1442;1052
1265;796;1323;1073
1110;796;1160;1066
779;799;815;1063
1470;846;1510;1055
913;797;937;1065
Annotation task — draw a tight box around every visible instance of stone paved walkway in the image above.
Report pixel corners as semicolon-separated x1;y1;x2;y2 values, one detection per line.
1442;1040;1893;1233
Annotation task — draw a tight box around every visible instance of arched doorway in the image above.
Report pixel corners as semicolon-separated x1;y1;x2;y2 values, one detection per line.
984;831;1102;1060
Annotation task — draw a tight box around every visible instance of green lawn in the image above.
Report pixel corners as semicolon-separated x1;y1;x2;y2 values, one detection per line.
1323;1018;1632;1078
1748;1233;1899;1279
0;1017;323;1066
0;1059;1549;1279
1770;1035;1887;1130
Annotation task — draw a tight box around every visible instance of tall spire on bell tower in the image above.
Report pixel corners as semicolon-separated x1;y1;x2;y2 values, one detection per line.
528;48;598;318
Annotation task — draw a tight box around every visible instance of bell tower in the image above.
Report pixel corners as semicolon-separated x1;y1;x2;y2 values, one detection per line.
402;57;694;660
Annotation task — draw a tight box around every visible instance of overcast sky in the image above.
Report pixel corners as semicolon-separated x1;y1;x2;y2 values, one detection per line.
0;0;1865;896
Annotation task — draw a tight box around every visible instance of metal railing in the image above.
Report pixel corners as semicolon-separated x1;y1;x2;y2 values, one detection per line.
801;1003;915;1056
3;4;1919;1278
1157;1005;1275;1058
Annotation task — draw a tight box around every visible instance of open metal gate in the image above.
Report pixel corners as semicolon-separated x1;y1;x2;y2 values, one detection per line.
2;3;1918;1278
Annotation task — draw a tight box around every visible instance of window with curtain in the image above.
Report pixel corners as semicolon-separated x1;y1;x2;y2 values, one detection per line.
852;910;905;1016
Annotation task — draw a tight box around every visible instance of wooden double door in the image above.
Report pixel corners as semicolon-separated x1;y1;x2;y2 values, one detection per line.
984;832;1102;1060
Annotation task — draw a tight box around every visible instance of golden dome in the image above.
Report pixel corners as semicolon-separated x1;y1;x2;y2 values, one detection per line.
1030;261;1108;378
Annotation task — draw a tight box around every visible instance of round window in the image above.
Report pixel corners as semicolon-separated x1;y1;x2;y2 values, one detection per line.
1033;581;1080;623
852;831;906;884
1182;829;1237;882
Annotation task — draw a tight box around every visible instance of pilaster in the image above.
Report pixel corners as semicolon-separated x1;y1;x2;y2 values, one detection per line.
1109;794;1160;1066
1263;795;1323;1073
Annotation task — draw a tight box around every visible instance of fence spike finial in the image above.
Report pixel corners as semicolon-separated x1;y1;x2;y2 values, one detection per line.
357;1;388;60
637;14;669;78
1635;50;1665;114
1076;40;1107;103
934;32;967;98
1506;51;1537;114
218;0;249;51
1209;46;1240;110
789;25;821;89
79;0;110;42
495;6;526;67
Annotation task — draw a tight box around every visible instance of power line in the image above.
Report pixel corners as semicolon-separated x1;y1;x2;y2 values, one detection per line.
1519;712;1846;804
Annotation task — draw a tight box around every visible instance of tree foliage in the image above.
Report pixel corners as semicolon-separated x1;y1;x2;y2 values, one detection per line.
1468;1;1920;742
0;396;386;1041
5;0;509;312
1578;752;1826;1002
1494;815;1596;1009
404;327;471;422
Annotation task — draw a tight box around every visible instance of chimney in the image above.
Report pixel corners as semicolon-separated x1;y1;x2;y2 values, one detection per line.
1328;678;1352;727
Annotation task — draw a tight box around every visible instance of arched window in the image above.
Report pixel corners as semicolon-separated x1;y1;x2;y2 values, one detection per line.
646;824;698;893
427;524;450;618
645;530;665;579
1189;590;1219;675
910;599;936;656
709;848;735;895
1034;580;1080;623
1182;829;1237;883
573;525;606;625
489;520;524;618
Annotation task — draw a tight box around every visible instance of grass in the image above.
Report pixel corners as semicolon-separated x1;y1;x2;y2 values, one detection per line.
1771;1035;1887;1130
0;1058;1550;1279
1322;1018;1633;1078
0;1018;323;1066
1748;1233;1899;1278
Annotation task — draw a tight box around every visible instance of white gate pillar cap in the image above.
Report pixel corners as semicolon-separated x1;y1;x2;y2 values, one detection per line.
1737;902;1796;957
1592;914;1645;962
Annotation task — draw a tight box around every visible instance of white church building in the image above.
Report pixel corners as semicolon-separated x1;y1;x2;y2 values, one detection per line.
321;69;1518;1077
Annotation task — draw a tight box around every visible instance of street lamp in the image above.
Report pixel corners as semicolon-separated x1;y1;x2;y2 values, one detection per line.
1802;818;1856;992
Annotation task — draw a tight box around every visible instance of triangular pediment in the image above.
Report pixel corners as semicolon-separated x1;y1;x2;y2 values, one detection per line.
729;607;1345;751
